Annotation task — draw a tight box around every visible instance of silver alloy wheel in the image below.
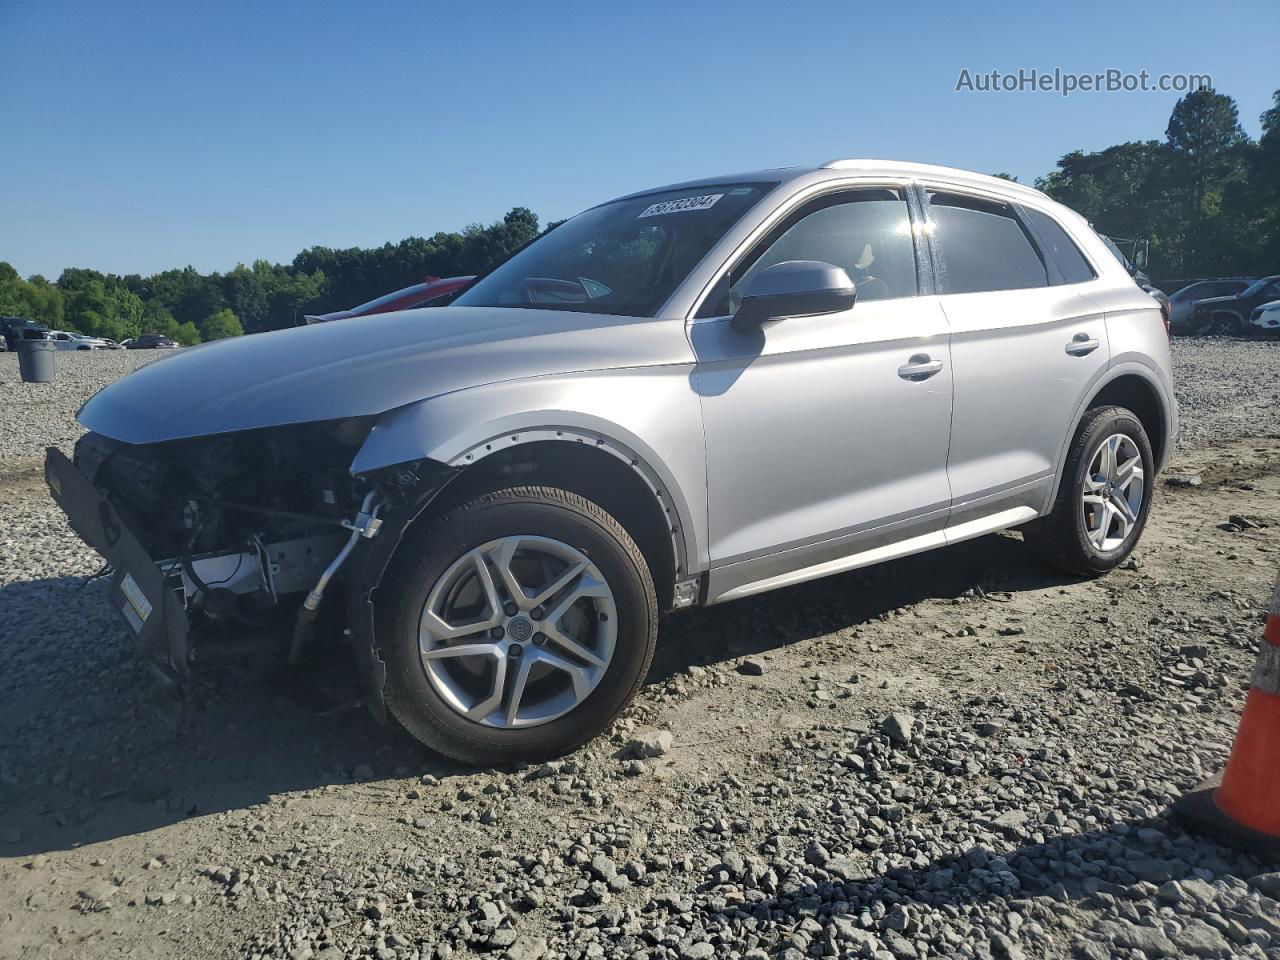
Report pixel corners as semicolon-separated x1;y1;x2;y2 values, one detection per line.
417;536;617;728
1081;433;1144;552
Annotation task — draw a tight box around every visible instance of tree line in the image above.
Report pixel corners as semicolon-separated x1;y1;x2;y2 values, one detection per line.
1;87;1276;345
1035;87;1279;282
0;208;542;344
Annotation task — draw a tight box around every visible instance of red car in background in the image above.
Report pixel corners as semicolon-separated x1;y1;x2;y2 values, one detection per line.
304;275;474;324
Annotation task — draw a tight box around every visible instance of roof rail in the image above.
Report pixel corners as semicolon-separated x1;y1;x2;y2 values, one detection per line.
820;158;1047;200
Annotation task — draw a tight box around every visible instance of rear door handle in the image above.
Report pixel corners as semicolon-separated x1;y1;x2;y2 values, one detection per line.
898;354;944;381
1066;332;1100;356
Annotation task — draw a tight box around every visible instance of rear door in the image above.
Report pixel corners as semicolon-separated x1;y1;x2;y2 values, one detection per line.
923;188;1109;526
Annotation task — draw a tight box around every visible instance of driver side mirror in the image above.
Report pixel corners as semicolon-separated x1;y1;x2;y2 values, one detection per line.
732;260;857;333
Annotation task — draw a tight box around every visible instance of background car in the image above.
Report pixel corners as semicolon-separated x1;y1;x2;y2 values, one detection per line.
48;331;111;350
1167;278;1256;333
303;275;474;323
1250;300;1280;333
1188;274;1280;335
0;316;50;350
125;333;180;349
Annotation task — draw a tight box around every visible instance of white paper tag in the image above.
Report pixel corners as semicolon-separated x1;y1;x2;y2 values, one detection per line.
120;573;153;628
638;194;723;218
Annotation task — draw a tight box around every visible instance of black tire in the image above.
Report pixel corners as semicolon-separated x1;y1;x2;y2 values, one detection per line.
1025;406;1155;577
379;485;658;765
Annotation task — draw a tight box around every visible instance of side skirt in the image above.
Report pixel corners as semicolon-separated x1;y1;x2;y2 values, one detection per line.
708;506;1038;604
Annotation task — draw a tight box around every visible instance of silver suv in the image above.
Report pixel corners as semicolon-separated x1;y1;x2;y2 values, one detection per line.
47;160;1176;763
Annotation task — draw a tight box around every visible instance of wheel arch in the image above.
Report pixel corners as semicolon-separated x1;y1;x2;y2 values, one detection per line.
427;433;685;611
353;395;701;612
1046;365;1172;508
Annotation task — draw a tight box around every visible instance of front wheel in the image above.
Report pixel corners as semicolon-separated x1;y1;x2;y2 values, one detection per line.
379;486;658;765
1025;405;1154;576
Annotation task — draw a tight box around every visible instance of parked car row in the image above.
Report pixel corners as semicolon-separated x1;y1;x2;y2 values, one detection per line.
1165;275;1280;336
0;317;182;352
1185;275;1280;336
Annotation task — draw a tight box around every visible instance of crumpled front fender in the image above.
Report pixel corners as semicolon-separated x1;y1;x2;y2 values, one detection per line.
350;369;708;577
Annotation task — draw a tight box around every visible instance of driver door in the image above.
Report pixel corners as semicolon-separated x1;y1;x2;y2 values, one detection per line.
692;186;953;602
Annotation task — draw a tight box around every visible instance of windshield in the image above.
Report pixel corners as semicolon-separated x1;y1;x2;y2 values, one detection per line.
1240;276;1280;298
454;183;774;317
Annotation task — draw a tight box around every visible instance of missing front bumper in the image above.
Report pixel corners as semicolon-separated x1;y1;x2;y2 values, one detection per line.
45;446;191;724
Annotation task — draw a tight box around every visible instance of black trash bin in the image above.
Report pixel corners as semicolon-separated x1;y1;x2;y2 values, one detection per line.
17;332;56;383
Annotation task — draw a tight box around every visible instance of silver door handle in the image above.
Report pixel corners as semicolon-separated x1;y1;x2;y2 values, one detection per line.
1066;333;1100;356
898;355;944;380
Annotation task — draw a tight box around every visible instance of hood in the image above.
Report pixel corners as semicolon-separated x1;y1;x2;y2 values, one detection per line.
79;306;692;445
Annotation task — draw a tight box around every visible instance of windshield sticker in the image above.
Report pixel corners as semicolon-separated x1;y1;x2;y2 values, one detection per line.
638;194;723;218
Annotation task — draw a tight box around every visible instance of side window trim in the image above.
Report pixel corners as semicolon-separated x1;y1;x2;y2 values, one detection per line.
691;183;925;318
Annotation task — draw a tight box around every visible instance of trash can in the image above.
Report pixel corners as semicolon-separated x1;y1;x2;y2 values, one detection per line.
16;333;56;383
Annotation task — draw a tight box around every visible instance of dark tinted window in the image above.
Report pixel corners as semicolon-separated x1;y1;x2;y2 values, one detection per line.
1024;208;1095;284
697;188;917;317
928;192;1048;294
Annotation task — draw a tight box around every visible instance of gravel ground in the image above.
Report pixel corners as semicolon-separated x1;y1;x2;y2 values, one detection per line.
1;339;1279;960
0;350;161;474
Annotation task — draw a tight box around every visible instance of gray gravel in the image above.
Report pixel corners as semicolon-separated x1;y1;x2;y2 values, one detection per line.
1170;338;1280;448
0;350;161;474
1;337;1279;960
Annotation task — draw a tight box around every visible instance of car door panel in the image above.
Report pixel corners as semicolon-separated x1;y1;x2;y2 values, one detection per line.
941;284;1108;523
695;295;953;598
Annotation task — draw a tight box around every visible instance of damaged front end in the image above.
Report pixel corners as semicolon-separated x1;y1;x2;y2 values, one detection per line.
45;420;455;725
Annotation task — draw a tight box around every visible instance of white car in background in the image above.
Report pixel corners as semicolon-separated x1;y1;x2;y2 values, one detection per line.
48;331;111;350
1251;301;1280;334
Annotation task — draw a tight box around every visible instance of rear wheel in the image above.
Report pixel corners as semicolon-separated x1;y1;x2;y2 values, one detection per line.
1208;312;1244;336
379;486;657;765
1025;406;1154;576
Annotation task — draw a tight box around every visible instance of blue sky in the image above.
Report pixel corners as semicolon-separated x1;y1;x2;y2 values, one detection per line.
2;0;1276;279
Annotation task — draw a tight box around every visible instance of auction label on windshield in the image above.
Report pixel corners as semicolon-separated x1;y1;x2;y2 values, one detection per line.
638;194;723;218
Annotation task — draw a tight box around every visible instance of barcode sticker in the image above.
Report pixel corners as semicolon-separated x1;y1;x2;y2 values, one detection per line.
638;194;723;218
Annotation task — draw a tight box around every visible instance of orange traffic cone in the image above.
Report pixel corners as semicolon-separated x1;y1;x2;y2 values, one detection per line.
1175;570;1280;857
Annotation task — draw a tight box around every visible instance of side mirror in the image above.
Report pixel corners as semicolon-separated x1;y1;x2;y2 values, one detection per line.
1132;240;1149;271
732;260;856;333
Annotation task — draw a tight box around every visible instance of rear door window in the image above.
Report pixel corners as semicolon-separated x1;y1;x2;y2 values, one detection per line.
927;191;1048;294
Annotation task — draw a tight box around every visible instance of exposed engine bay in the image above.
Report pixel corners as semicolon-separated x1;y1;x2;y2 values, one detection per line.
75;419;375;624
51;419;455;723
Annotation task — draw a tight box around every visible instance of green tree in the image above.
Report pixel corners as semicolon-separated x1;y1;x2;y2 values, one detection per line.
0;262;66;327
173;321;202;346
1251;89;1280;270
1164;88;1251;273
201;307;243;340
